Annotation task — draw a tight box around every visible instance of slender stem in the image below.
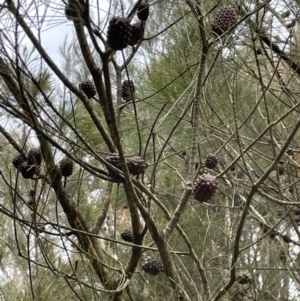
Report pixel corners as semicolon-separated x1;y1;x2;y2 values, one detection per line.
163;44;210;301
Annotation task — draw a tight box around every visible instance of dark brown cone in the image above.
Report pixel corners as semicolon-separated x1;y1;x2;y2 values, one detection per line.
122;79;135;102
269;230;277;239
105;155;147;177
141;256;163;275
12;153;27;170
211;6;237;36
27;199;35;207
79;80;96;98
107;17;132;50
293;206;300;215
120;229;134;242
65;1;85;24
137;2;150;21
205;154;218;169
29;189;36;197
127;156;147;176
282;235;292;243
28;148;42;166
106;155;121;170
130;22;143;46
192;173;218;203
60;159;74;177
255;48;263;55
105;155;123;182
236;275;252;285
19;162;35;179
278;165;284;175
287;19;296;28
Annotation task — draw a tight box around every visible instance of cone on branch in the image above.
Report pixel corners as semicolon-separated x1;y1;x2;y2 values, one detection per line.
141;256;164;275
107;17;132;50
236;274;252;285
287;19;296;28
137;2;150;21
28;148;42;166
293;206;300;215
281;10;291;18
120;229;134;242
130;22;143;46
60;159;74;177
19;162;35;179
65;0;85;24
282;235;292;243
278;165;284;175
79;80;96;98
211;6;237;36
12;153;27;170
205;154;218;169
192;173;218;203
12;152;39;179
105;155;147;177
127;156;148;176
122;79;135;102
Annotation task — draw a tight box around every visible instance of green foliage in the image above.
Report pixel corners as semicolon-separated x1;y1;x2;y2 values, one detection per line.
1;1;300;301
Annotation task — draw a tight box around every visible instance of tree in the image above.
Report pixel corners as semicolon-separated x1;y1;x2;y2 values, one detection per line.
1;0;300;300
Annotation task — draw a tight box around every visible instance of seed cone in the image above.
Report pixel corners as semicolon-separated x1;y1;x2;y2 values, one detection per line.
60;159;74;177
236;275;252;285
205;154;218;169
278;165;284;175
293;206;300;215
106;156;121;168
107;17;132;50
282;235;292;243
127;156;147;176
211;6;237;36
65;0;85;23
28;148;42;166
79;80;96;98
130;22;143;46
122;79;135;102
137;2;150;21
120;229;134;242
192;173;218;203
105;155;147;176
141;256;164;275
19;162;35;179
12;153;27;170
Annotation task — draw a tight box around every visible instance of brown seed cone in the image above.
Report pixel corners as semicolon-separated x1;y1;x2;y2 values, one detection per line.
65;0;85;24
282;235;292;243
127;156;147;176
19;162;35;179
211;6;237;36
60;159;74;177
141;256;163;275
130;22;143;46
12;153;27;170
293;206;300;215
122;79;135;102
29;189;36;197
105;155;147;177
79;80;96;98
120;229;134;242
137;2;150;21
106;155;121;170
205;154;218;169
28;148;42;166
192;173;218;203
107;17;132;50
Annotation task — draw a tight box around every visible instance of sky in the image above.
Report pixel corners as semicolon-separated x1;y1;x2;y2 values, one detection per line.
13;0;110;67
